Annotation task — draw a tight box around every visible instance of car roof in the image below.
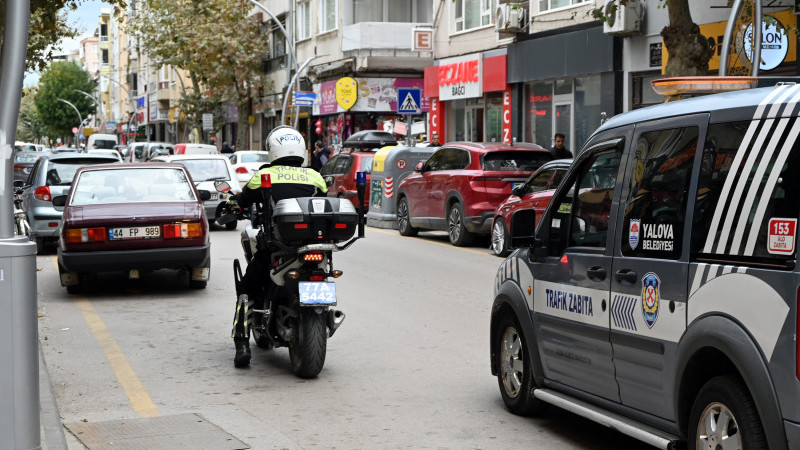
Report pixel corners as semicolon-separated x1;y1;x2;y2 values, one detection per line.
157;154;230;161
77;162;189;172
46;153;120;162
444;142;549;153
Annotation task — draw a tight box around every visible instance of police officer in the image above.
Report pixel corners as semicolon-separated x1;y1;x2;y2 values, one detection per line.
230;126;327;367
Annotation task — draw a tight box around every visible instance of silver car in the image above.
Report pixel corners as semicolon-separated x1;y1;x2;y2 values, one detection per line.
22;153;120;252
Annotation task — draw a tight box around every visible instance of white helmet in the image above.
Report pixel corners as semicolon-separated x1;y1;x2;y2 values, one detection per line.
266;126;306;166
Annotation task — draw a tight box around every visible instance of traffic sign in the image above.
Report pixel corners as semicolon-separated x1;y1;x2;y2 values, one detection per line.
293;91;317;107
397;88;421;114
72;127;78;134
202;113;213;131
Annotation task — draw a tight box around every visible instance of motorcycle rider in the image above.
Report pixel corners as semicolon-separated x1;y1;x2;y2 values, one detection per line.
229;126;328;367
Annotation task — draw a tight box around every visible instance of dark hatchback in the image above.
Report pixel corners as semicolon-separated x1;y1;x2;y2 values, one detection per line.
56;163;211;293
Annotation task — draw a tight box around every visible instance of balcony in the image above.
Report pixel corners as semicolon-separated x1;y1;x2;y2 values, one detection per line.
341;22;433;71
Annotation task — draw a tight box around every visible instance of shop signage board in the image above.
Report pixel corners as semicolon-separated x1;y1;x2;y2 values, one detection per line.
502;90;512;144
313;78;429;115
412;28;433;52
438;54;483;101
336;77;358;110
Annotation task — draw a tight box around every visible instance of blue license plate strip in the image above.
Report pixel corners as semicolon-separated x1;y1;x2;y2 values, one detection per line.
298;282;336;306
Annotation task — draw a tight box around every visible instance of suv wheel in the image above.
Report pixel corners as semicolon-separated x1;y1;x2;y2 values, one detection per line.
496;314;546;416
689;376;766;450
491;219;510;257
447;203;474;246
397;197;418;237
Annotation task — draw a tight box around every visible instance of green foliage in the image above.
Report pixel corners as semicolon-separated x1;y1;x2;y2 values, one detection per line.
16;87;47;142
33;61;97;136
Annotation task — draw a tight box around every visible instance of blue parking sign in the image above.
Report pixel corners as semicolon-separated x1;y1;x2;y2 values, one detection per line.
397;88;421;114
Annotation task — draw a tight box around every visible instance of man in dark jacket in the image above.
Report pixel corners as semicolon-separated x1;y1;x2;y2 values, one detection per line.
310;140;330;171
550;133;572;159
221;142;234;154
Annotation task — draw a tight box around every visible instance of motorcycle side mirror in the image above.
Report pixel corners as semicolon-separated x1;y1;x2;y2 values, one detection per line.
214;180;232;193
324;176;333;187
52;195;68;207
197;190;212;201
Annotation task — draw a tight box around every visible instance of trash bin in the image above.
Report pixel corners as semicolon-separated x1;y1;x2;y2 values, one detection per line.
367;145;438;229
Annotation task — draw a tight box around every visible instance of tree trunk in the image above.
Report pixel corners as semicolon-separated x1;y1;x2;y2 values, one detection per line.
236;99;249;151
661;0;713;77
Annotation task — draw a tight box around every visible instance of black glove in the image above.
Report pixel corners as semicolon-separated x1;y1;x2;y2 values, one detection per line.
228;194;240;202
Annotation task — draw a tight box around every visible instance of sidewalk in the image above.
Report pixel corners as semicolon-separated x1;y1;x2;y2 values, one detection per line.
39;342;68;450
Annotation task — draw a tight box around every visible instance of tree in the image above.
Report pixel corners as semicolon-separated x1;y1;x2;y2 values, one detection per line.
595;0;714;77
16;87;47;143
0;0;126;72
128;0;273;150
33;61;97;139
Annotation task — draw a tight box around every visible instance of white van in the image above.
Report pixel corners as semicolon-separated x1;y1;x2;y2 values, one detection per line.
87;133;118;150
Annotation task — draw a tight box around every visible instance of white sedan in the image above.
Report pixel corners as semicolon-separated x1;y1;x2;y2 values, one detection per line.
227;150;270;188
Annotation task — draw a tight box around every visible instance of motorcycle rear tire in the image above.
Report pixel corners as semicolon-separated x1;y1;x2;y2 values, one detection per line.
289;308;327;378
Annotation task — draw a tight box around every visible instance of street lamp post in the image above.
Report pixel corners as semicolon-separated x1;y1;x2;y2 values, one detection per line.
96;74;138;145
58;98;84;147
74;89;102;129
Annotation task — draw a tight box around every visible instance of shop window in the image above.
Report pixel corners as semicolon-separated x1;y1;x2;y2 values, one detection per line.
692;121;800;265
622;127;699;260
319;0;338;33
574;75;602;149
525;81;553;147
485;93;503;143
538;0;589;13
453;0;495;33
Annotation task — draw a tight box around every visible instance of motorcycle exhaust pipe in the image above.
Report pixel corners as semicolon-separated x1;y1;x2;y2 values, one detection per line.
327;309;346;337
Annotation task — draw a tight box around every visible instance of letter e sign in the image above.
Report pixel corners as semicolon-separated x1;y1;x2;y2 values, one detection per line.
412;28;433;52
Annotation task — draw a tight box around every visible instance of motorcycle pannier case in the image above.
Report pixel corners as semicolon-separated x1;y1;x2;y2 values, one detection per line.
272;197;358;243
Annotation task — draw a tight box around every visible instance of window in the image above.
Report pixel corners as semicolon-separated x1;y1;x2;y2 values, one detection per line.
354;0;412;23
453;0;495;33
538;0;589;13
526;170;555;194
320;0;338;33
100;23;108;41
622;127;699;259
101;49;109;65
423;149;447;171
482;151;550;171
692;121;800;264
439;149;470;171
297;1;311;39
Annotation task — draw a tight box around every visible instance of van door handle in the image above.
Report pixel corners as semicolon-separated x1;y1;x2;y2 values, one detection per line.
586;266;606;281
615;269;638;284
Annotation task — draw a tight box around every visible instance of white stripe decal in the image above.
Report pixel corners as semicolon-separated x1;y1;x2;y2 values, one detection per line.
722;265;734;275
690;263;707;297
745;115;800;255
706;264;721;283
703;85;791;253
730;87;800;254
766;83;800;118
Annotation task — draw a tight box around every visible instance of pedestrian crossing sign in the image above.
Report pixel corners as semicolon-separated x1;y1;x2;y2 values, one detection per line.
397;88;421;114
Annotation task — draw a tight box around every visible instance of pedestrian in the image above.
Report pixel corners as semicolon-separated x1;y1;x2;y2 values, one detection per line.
430;132;441;147
310;140;330;171
550;133;572;159
221;142;233;154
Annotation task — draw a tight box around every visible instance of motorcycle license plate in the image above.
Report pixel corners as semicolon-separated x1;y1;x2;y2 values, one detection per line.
298;282;336;306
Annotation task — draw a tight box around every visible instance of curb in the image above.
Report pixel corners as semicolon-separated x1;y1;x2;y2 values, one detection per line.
39;342;68;450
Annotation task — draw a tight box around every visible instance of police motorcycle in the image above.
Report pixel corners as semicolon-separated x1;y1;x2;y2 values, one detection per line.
215;171;366;378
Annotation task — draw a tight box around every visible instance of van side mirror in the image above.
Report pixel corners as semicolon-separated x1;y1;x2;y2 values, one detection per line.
52;195;68;207
509;209;536;249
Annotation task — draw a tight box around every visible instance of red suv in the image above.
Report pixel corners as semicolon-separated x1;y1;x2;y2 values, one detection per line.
490;158;572;256
320;150;375;209
396;142;553;246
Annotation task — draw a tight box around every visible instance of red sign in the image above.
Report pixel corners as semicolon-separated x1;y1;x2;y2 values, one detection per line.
428;98;444;142
768;218;797;254
502;89;512;144
396;159;407;170
437;60;479;86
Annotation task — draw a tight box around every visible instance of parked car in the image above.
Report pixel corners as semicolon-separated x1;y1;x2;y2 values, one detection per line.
13;151;43;183
21;153;121;252
320;150;376;209
127;142;173;162
88;149;123;162
173;143;218;156
55;163;211;293
150;154;240;229
128;142;146;162
86;133;118;150
490;159;572;256
396;142;553;245
227;150;270;187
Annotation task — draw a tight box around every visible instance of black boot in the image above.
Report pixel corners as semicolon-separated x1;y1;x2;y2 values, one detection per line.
234;338;251;368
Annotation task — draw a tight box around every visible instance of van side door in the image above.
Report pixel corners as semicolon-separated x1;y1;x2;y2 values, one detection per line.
610;114;707;421
529;130;630;401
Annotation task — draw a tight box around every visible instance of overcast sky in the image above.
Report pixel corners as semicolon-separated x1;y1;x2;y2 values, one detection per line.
24;0;107;86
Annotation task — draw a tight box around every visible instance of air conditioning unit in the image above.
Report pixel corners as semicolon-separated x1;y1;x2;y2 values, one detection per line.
602;0;643;36
496;3;526;34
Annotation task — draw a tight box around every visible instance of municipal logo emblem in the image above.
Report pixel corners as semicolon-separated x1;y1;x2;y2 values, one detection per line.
641;272;660;328
629;219;640;250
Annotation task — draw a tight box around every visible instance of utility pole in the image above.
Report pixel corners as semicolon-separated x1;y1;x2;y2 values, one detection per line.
58;98;84;147
0;0;40;449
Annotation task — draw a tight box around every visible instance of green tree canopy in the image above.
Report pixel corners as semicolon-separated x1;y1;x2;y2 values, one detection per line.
16;87;47;143
34;61;97;137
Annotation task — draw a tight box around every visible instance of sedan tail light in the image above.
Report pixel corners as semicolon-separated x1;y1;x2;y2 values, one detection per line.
163;222;203;239
235;167;250;174
65;227;107;243
34;186;52;201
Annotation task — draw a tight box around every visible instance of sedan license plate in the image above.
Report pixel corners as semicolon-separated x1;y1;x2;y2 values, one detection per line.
108;226;161;240
298;282;336;306
209;193;218;201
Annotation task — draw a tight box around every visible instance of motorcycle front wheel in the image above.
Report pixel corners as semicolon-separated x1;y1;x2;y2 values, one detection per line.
289;308;327;378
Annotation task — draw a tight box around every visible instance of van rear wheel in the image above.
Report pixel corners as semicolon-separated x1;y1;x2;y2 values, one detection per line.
688;375;766;450
495;314;546;416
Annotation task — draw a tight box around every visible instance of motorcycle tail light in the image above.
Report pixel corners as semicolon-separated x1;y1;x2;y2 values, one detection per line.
310;275;324;281
303;252;324;262
235;167;250;174
287;270;300;280
34;186;51;202
335;223;347;229
294;223;309;229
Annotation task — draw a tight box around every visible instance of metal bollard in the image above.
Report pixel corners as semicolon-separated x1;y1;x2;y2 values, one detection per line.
0;0;40;448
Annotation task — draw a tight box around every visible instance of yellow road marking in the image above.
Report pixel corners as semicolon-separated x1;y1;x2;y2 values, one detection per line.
368;227;495;257
50;257;160;417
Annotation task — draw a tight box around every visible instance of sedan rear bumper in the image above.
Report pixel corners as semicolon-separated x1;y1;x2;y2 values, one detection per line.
59;244;210;273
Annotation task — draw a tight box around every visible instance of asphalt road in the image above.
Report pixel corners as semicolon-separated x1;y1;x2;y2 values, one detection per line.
37;223;654;449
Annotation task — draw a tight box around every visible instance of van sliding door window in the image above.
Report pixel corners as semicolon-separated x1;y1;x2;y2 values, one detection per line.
621;126;699;260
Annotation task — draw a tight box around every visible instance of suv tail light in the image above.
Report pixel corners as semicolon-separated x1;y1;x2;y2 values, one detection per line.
65;227;106;243
34;186;52;201
163;222;203;239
